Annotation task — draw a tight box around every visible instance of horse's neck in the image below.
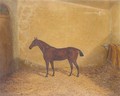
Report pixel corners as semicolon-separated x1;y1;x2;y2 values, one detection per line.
37;40;52;53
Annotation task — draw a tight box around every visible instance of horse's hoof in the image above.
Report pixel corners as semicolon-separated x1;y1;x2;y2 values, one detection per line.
45;75;48;77
76;75;79;77
52;74;55;76
69;74;72;76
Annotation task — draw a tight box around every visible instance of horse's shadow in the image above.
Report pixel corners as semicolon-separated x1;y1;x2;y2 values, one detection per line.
35;65;69;76
19;61;74;77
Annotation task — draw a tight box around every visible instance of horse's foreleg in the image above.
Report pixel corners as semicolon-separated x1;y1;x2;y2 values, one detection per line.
68;60;73;76
50;61;55;76
73;61;79;77
45;61;49;77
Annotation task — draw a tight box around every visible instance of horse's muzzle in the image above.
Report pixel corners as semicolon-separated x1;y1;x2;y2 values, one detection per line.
29;46;32;49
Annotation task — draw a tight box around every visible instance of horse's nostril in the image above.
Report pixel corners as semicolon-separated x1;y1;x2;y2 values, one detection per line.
29;47;31;49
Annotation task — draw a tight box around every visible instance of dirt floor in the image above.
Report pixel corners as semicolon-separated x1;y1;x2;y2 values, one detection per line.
0;63;120;96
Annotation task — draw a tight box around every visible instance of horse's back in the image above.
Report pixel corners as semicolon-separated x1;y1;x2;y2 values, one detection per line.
52;47;79;60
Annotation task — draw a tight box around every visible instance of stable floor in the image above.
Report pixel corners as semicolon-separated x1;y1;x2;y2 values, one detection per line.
0;64;120;96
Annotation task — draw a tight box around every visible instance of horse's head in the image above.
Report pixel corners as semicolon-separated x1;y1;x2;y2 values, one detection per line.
29;37;38;49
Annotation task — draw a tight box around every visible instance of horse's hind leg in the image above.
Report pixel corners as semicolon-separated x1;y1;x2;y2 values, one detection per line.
73;61;79;77
68;60;73;76
50;61;55;76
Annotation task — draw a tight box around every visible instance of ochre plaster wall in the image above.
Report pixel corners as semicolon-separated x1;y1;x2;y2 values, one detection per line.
111;2;120;44
18;0;111;67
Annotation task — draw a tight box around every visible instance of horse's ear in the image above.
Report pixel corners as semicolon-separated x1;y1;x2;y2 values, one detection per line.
34;37;37;39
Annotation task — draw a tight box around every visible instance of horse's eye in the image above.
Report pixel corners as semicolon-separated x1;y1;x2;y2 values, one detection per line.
34;41;37;45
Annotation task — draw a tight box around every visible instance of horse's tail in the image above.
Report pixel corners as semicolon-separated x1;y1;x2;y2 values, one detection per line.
78;49;84;56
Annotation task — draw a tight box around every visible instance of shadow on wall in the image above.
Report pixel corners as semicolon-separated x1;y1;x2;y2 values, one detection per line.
80;46;107;67
78;34;111;67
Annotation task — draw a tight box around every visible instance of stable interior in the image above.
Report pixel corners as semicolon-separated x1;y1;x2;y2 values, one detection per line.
0;0;120;96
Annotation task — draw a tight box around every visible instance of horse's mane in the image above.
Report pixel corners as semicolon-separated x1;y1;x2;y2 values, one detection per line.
38;39;53;48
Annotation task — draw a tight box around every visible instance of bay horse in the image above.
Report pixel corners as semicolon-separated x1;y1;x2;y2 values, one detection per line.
29;38;84;77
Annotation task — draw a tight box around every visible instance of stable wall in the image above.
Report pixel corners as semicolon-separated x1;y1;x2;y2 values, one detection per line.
18;0;111;67
111;2;120;44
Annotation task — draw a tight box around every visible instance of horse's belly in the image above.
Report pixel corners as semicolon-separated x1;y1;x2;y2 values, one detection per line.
53;52;68;60
53;56;67;60
52;48;69;60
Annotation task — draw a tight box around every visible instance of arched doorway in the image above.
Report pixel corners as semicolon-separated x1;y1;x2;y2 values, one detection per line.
0;4;13;78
